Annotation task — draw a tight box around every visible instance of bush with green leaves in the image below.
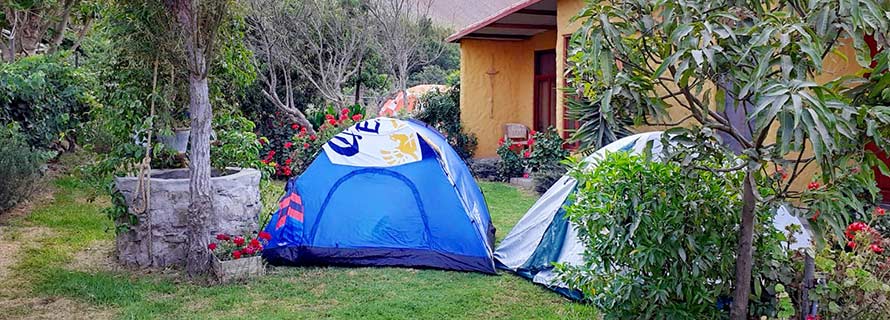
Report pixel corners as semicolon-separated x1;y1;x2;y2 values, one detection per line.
0;54;98;150
495;142;525;181
414;84;478;160
567;0;890;315
526;128;570;193
211;113;268;173
558;152;790;319
0;124;55;213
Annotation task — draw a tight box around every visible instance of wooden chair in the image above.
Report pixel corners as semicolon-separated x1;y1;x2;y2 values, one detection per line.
504;123;530;147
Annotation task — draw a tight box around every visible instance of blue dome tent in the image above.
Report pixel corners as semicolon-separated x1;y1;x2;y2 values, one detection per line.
262;117;496;274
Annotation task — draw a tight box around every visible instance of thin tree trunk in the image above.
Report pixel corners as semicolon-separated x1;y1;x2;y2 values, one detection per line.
354;52;363;105
186;72;213;277
730;171;756;319
48;0;75;53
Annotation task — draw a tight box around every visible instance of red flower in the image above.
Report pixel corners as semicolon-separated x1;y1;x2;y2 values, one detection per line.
876;207;886;216
523;151;531;158
871;244;884;254
776;167;788;180
341;108;350;115
310;135;317;141
250;238;260;247
339;114;348;122
284;158;292;166
291;124;299;130
281;166;292;176
806;316;815;320
529;130;537;136
284;141;293;149
259;231;271;240
498;137;505;146
233;236;245;246
268;150;276;157
244;246;256;255
352;114;362;122
207;243;217;251
300;127;307;135
233;250;242;259
303;143;310;149
848;241;857;249
522;172;529;179
216;234;230;241
328;119;337;126
810;210;820;221
325;114;335;120
807;182;820;190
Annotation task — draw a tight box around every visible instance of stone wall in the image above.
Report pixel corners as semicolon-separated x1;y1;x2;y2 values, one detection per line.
114;168;261;268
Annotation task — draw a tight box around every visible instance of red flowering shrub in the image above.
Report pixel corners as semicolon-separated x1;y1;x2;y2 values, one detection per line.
287;108;363;177
209;233;268;261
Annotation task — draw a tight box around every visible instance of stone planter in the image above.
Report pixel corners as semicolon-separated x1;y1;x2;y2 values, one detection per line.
157;128;190;153
212;255;265;282
113;168;261;268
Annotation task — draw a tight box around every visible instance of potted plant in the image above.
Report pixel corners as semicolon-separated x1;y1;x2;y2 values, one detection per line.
157;108;191;153
208;231;271;282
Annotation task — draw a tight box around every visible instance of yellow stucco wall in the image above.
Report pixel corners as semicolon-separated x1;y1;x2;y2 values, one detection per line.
460;0;865;161
459;30;557;158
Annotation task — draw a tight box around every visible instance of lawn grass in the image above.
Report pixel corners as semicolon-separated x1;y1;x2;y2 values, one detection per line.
0;175;598;319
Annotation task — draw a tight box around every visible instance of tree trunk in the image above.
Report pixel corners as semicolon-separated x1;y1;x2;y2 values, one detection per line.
186;73;213;277
730;171;757;319
48;0;75;53
18;10;44;56
354;52;364;105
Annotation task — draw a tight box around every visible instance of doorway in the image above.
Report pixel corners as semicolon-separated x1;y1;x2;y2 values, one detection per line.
534;50;557;132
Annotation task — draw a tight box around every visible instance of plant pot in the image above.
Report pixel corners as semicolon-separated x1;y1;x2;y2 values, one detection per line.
212;255;265;282
157;128;190;153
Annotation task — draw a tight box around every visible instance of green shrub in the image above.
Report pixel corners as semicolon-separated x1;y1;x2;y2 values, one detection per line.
0;124;54;212
558;152;787;319
495;142;525;181
0;54;98;150
414;84;477;160
211;113;268;173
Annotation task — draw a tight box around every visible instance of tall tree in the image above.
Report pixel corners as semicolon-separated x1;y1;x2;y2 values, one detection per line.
160;0;231;276
567;0;889;318
368;0;441;104
246;0;370;132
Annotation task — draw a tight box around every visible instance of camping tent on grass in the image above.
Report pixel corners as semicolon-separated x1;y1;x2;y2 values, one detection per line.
262;117;496;274
494;131;813;299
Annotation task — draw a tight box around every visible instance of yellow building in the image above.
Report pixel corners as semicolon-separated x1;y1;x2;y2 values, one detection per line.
447;0;862;158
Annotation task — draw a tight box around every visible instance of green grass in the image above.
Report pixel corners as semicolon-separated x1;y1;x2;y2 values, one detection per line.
2;176;598;319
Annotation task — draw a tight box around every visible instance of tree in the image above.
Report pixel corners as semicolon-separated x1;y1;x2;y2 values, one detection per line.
368;0;441;102
246;0;371;133
159;0;232;276
567;0;889;318
0;0;98;62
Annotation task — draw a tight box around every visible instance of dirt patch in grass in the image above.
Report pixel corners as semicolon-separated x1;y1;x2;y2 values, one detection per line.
0;185;56;226
68;240;118;273
0;235;19;281
0;227;54;279
0;295;116;320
